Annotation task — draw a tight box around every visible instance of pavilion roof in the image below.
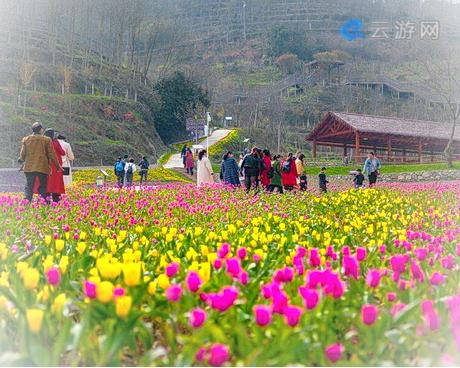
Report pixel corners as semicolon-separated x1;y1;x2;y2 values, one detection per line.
306;112;459;142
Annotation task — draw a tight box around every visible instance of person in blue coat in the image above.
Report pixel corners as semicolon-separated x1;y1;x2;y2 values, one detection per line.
363;152;381;188
220;151;241;186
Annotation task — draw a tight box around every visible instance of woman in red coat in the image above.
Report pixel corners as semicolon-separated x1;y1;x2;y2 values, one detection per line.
260;149;272;189
34;129;65;202
281;152;298;191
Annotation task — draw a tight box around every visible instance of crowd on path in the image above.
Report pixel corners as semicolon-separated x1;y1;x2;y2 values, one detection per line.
179;144;382;194
19;121;382;203
19;122;74;203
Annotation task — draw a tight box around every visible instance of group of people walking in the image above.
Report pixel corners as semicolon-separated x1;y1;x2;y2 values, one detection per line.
219;147;382;194
19;122;75;203
113;156;150;188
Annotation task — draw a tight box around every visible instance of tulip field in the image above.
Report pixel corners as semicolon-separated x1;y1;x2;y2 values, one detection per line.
0;181;459;366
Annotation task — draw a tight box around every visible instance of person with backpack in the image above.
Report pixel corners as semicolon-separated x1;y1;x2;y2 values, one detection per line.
114;157;126;188
268;155;283;194
240;147;260;193
260;149;272;190
138;156;150;185
296;153;307;191
124;158;136;187
281;152;297;191
363;151;381;188
220;151;241;187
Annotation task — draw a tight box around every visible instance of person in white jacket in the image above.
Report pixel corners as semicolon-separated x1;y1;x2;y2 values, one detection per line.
196;149;214;187
57;134;75;187
124;158;136;187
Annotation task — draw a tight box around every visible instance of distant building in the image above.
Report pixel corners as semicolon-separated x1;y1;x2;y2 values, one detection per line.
306;112;460;163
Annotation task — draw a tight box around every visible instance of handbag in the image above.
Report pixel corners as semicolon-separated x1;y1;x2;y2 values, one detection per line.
63;167;70;176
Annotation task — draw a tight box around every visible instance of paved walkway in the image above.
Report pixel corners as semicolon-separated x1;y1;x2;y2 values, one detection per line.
163;129;232;169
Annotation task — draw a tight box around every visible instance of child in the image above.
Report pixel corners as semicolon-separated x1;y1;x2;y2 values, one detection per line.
299;174;308;191
319;167;329;193
353;168;365;189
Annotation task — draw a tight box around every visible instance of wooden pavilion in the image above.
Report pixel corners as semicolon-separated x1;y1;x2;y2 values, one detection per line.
305;112;460;163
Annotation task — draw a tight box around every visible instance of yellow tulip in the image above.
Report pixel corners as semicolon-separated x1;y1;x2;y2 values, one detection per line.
23;268;39;290
59;256;69;273
76;242;87;255
115;296;132;318
123;263;141;287
147;281;157;295
43;255;54;273
51;293;66;314
55;239;65;252
97;281;114;304
44;235;52;246
157;274;170;289
26;309;44;334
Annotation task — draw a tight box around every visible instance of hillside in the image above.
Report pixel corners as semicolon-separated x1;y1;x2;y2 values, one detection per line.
0;15;166;167
0;90;165;167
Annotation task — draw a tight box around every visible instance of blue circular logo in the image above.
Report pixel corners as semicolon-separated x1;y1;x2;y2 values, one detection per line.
340;19;365;41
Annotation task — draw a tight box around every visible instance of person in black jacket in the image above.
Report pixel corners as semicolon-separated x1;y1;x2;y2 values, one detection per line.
319;167;329;193
353;168;365;189
240;147;260;193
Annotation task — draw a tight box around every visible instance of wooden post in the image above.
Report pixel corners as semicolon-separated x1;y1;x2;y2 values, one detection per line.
418;138;423;163
343;144;348;157
430;148;434;163
387;136;392;163
402;149;406;163
355;131;361;163
312;140;317;159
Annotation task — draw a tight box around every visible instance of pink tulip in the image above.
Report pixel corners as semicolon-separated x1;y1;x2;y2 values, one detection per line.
189;308;207;328
239;271;249;285
325;343;344;363
429;272;445;286
165;262;180;278
208;286;239;312
299;286;319;310
113;287;125;298
195;347;206;362
309;248;321;267
254;305;272;327
217;243;230;258
284;305;302;327
387;292;397;302
365;269;381;288
356;247;367;262
46;267;61;286
237;247;247;260
83;280;97;299
186;271;202;293
214;258;222;270
165;284;182;302
343;256;359;279
361;304;378;325
208;344;230;366
226;258;241;278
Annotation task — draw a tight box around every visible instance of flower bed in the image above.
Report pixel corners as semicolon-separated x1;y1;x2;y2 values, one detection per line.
73;167;191;186
0;182;459;366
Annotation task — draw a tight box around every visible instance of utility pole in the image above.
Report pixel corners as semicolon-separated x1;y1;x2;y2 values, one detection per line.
242;1;247;41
